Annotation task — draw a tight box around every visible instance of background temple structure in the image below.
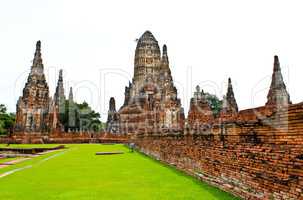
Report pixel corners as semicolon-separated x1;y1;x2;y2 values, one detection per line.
118;31;184;135
13;41;118;144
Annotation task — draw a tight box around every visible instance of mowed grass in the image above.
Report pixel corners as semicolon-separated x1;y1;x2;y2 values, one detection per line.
0;144;239;200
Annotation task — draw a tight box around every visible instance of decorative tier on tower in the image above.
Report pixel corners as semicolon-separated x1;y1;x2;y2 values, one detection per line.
119;31;184;135
133;30;161;87
15;41;52;133
266;55;291;107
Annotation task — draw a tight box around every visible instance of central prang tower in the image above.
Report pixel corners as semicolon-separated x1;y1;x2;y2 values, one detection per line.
133;31;161;87
119;31;184;135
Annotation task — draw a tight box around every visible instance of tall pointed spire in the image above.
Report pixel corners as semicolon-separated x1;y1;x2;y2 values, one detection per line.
15;40;50;133
266;55;291;107
54;69;65;106
68;87;74;102
109;97;116;111
161;44;169;65
59;69;63;81
221;78;238;114
273;55;280;71
160;44;172;79
31;40;44;75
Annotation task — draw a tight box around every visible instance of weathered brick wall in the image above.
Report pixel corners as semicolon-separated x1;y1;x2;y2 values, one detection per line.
134;103;303;199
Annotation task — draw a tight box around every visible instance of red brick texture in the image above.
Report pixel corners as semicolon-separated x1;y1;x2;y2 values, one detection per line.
134;103;303;199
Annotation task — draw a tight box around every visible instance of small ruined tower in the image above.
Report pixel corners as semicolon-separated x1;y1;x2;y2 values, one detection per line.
159;45;175;97
106;97;120;134
162;45;175;82
187;85;214;128
220;78;238;115
123;85;130;106
266;55;291;107
52;69;66;131
54;70;66;107
15;41;51;133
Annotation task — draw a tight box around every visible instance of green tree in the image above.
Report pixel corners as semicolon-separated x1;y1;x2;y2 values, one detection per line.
204;93;223;117
0;104;7;113
0;104;15;135
60;101;103;132
76;101;102;132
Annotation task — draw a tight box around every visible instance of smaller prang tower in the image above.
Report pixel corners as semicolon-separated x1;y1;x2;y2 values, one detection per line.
220;78;238;116
106;97;120;134
266;55;291;107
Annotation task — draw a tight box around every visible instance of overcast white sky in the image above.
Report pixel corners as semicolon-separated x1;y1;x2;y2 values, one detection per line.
0;0;303;120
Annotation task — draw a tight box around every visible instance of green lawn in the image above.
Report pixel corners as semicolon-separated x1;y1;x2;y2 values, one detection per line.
0;144;239;200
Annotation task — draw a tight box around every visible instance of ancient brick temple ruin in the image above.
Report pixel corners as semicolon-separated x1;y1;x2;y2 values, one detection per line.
187;85;214;131
15;41;55;133
133;54;303;199
14;41;67;134
6;31;303;199
11;41;126;144
118;31;185;135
